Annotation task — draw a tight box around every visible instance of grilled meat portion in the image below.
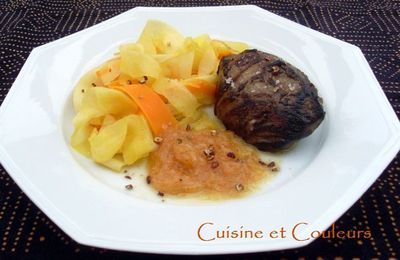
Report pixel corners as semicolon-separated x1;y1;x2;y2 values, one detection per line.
214;49;325;151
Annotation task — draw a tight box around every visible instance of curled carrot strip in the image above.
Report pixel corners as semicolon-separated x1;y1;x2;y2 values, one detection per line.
112;84;177;136
184;79;216;97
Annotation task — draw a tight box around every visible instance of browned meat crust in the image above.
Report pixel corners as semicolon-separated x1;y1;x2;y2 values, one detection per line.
215;49;325;151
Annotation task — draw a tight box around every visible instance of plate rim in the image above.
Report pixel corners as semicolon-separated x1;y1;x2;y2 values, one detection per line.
0;5;399;255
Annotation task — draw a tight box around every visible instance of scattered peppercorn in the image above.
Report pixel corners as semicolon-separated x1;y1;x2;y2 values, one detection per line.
91;83;96;87
153;136;163;144
124;175;132;180
203;147;215;161
271;167;279;172
125;184;133;190
211;161;219;169
271;65;280;75
127;80;132;84
267;161;276;168
81;89;85;93
139;76;148;84
235;183;244;192
157;191;164;197
177;138;183;144
258;160;267;166
146;176;152;184
186;124;191;131
226;152;236;158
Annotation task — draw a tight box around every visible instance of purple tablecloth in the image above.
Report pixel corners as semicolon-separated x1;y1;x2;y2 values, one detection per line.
0;0;399;259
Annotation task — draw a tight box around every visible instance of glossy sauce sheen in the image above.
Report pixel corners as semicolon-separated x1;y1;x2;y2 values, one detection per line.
148;128;269;198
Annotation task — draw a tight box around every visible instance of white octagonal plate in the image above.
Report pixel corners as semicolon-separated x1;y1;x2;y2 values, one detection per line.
0;5;399;255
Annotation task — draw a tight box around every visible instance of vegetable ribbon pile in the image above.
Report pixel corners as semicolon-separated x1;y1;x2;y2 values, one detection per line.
71;20;248;171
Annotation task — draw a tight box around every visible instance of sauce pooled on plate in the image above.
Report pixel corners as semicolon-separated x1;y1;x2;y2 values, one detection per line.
148;127;270;198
